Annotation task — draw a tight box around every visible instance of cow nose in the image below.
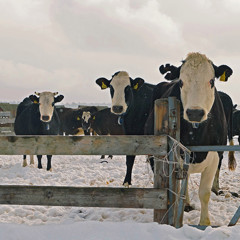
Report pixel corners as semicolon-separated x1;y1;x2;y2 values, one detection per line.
186;109;205;122
112;105;123;114
42;115;50;121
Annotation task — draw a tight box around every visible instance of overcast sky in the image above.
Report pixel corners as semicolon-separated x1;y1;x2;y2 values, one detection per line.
0;0;240;105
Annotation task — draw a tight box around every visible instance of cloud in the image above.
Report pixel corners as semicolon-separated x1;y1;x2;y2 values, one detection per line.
0;0;240;105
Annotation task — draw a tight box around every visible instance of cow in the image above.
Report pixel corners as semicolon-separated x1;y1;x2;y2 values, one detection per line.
96;71;155;186
56;107;83;135
210;91;237;194
81;107;125;159
14;91;64;170
145;52;233;225
233;106;240;144
80;106;98;135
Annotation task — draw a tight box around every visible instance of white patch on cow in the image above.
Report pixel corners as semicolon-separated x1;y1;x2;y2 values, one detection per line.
188;151;219;225
180;53;215;122
38;92;56;122
82;111;91;123
110;71;130;114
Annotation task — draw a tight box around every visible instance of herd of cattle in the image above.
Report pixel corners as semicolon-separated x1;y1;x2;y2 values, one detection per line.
13;52;240;226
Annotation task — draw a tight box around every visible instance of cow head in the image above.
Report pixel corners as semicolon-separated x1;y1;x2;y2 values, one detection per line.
96;71;144;115
159;52;233;123
29;91;64;122
81;111;92;131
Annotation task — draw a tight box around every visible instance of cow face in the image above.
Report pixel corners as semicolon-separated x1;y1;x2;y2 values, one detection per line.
159;53;233;123
81;111;92;130
29;91;64;122
96;71;144;115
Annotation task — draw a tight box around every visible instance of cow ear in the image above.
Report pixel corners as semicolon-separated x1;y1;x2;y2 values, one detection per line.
96;78;110;90
213;65;233;82
131;77;145;90
233;104;237;110
159;64;181;81
29;95;39;104
54;95;64;103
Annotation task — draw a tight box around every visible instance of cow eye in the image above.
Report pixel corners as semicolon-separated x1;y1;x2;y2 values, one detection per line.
179;79;183;88
209;79;215;88
52;102;55;106
110;85;114;98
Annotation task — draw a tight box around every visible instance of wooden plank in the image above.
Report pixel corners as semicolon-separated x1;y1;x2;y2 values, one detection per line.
0;185;167;209
154;99;169;224
0;135;167;156
0;118;15;124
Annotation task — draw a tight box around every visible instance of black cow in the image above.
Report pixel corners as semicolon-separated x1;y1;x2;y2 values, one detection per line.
211;91;237;194
96;71;155;186
80;106;98;135
14;92;64;170
145;53;233;225
56;107;83;135
82;108;125;159
233;106;240;145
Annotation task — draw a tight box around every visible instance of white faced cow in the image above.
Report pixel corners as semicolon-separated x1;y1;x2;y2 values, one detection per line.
96;71;155;186
14;91;64;170
148;52;233;225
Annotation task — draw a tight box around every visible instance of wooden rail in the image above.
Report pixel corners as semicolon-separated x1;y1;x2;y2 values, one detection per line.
0;185;167;209
0;135;167;156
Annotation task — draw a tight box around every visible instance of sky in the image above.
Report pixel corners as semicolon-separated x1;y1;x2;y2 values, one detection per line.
0;0;240;105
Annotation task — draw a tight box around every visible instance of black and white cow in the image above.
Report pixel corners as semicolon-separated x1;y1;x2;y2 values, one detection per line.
80;106;98;135
56;107;83;135
14;92;64;170
145;53;233;225
96;71;155;185
82;108;125;159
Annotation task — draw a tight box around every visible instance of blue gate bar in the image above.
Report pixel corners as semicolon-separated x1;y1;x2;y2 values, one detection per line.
187;145;240;152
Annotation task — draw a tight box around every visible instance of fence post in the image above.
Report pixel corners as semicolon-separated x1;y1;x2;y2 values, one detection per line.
153;97;180;225
154;98;169;224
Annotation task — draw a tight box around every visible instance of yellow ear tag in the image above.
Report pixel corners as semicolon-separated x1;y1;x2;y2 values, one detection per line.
77;117;81;121
220;71;226;82
33;100;38;104
93;116;95;120
133;83;139;90
101;82;108;89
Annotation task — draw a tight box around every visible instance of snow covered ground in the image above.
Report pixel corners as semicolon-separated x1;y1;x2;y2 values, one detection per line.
0;140;239;239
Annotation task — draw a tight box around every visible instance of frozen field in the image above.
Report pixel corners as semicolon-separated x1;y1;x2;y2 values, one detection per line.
0;140;239;239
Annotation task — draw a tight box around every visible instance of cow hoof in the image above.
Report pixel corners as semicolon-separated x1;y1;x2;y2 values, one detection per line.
123;182;130;188
184;205;194;212
230;192;239;198
47;168;52;172
22;163;27;167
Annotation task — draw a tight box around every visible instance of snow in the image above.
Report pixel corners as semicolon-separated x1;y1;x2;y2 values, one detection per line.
0;140;239;239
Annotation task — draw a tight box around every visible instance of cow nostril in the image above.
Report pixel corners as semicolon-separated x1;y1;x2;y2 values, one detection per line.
42;115;50;121
112;105;123;114
186;109;205;122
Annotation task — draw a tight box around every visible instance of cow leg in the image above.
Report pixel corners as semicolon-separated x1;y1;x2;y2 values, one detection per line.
198;152;219;226
23;155;27;167
108;155;113;159
37;155;43;169
47;155;52;171
100;155;105;159
228;139;237;171
211;154;222;195
30;155;34;165
123;155;136;186
184;175;195;212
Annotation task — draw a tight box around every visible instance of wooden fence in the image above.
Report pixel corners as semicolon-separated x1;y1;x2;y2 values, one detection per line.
0;98;239;228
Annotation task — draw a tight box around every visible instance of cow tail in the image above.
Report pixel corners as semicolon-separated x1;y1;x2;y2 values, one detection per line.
228;139;237;171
